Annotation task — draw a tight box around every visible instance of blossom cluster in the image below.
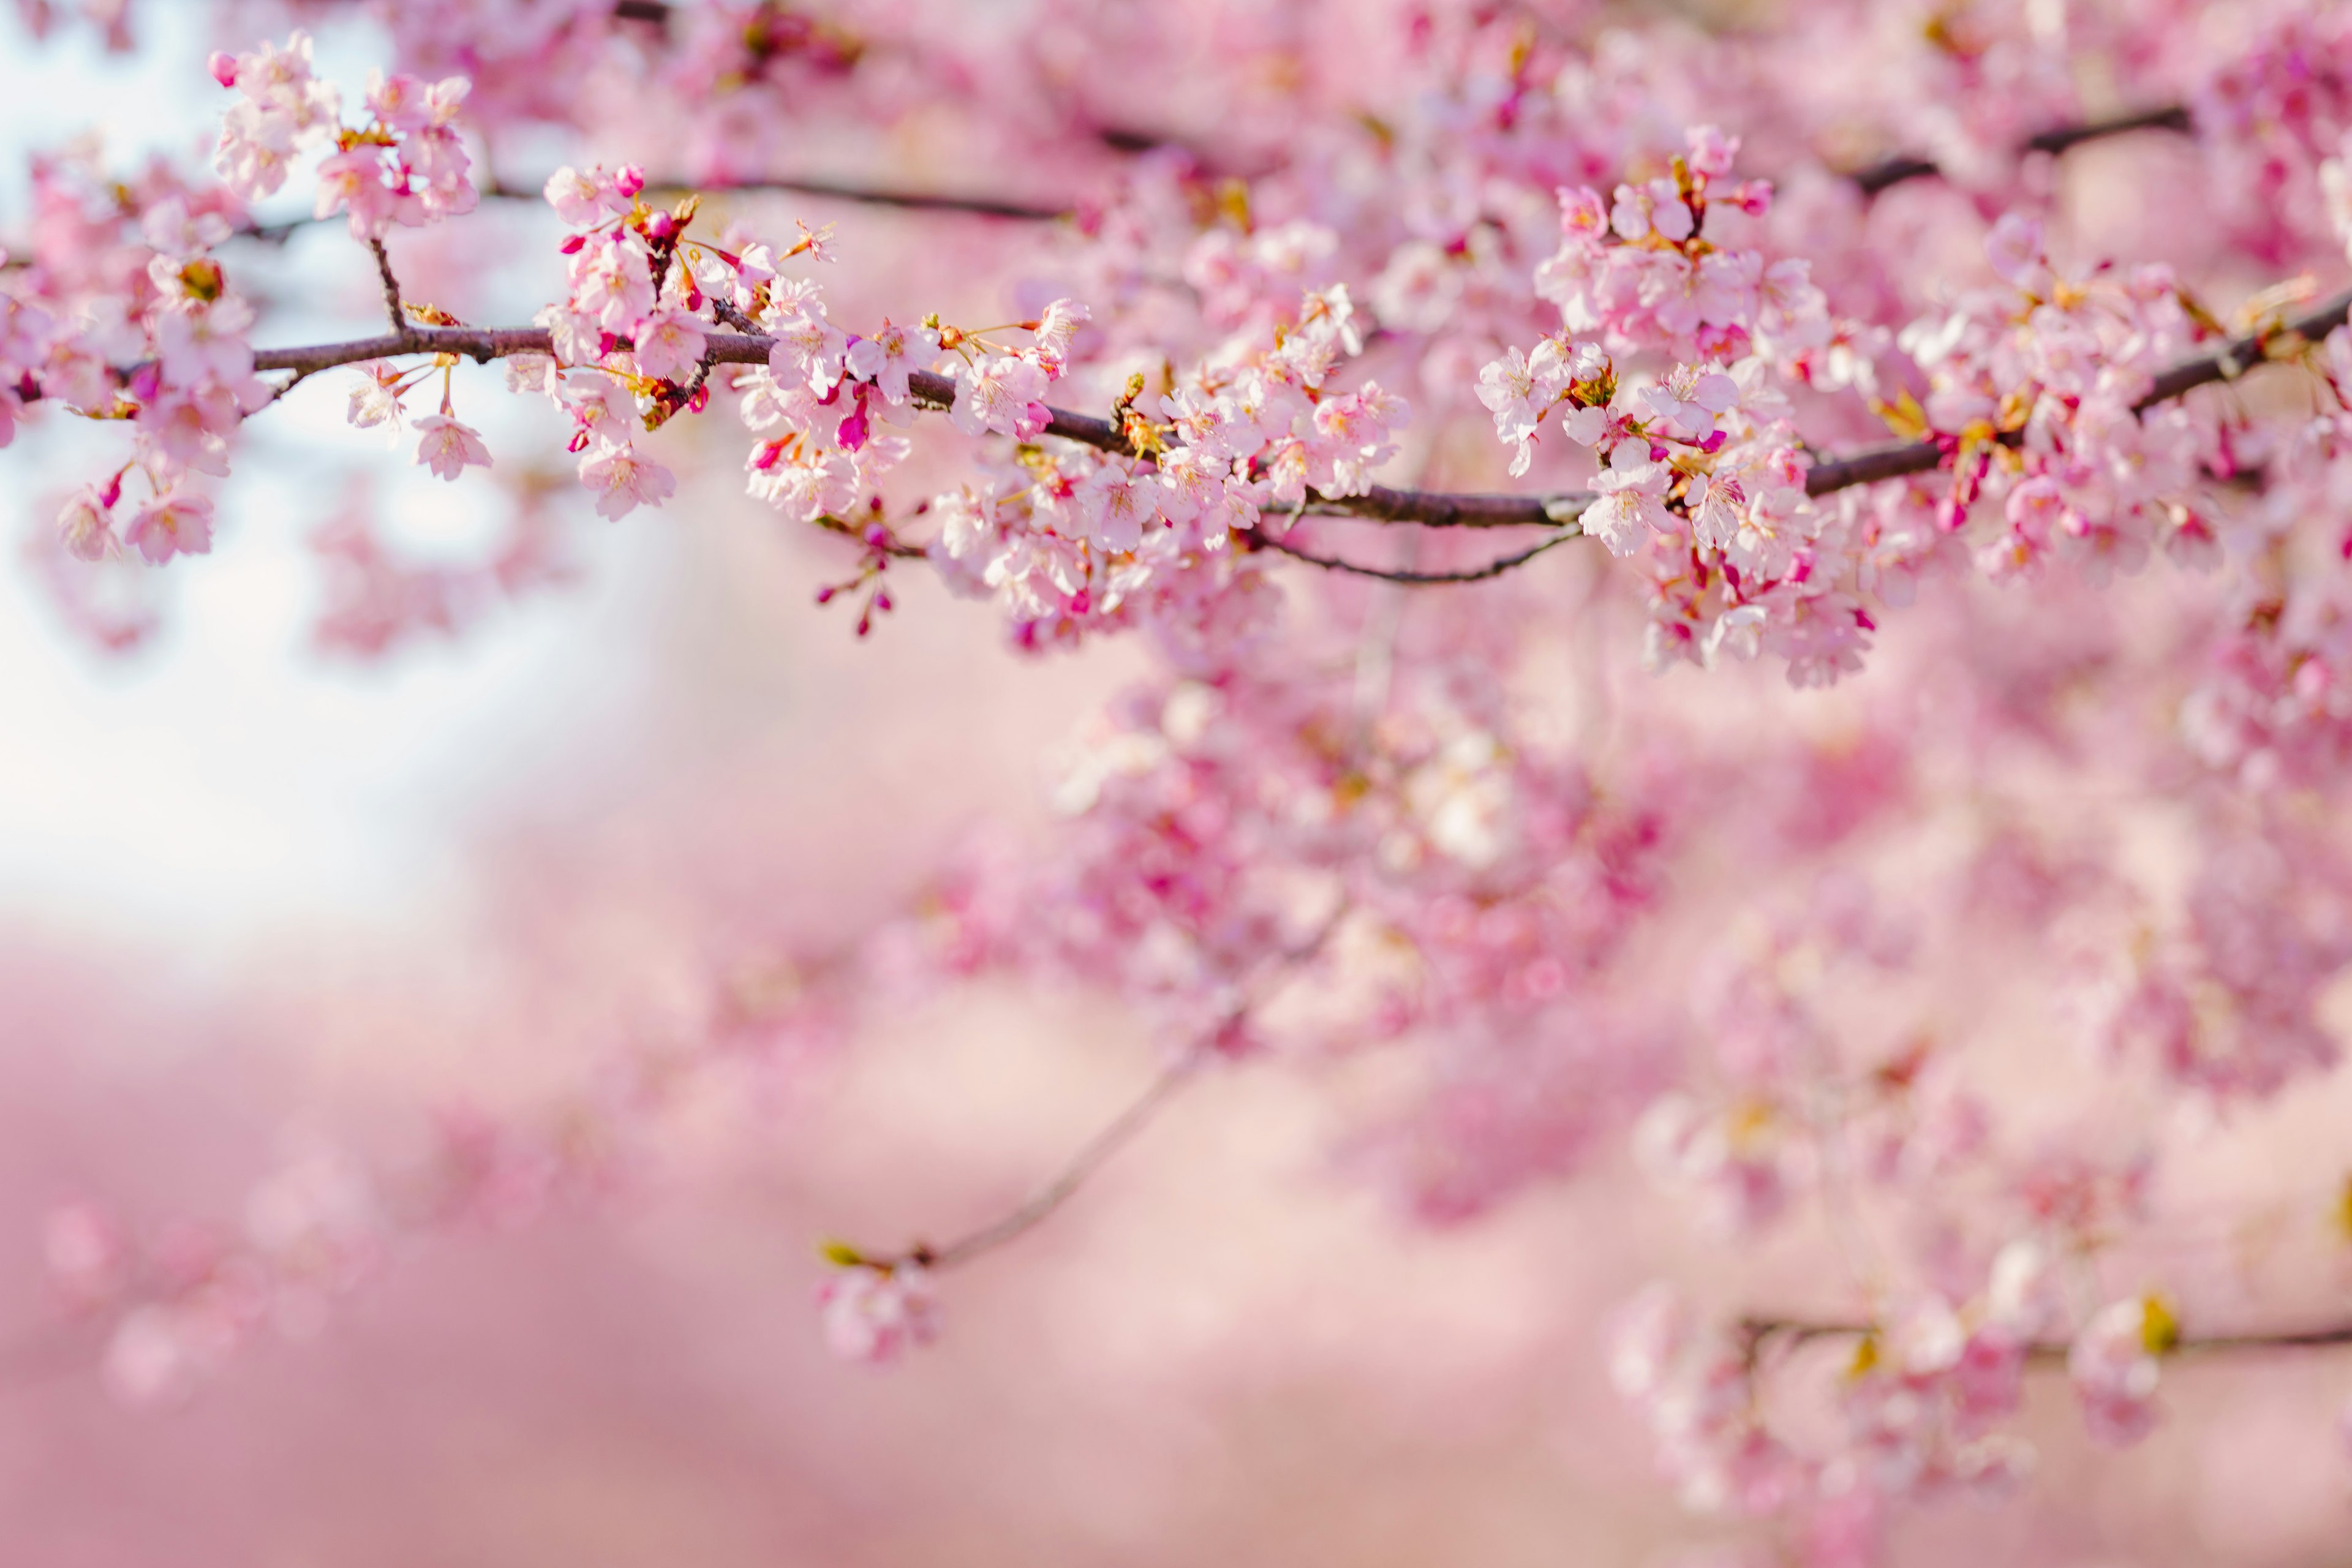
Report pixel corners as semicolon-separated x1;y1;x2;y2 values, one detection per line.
929;282;1406;655
43;198;265;566
1467;129;1893;684
211;32;476;239
45;1150;383;1409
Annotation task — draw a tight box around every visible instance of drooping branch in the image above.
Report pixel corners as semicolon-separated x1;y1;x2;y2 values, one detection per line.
895;1048;1205;1273
1250;524;1587;582
842;904;1347;1277
1850;104;2195;196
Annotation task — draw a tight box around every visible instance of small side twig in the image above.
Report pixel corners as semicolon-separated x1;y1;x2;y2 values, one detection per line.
365;238;407;337
1250;523;1583;584
855;906;1349;1276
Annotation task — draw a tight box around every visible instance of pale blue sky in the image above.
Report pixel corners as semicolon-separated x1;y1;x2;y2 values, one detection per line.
0;10;655;967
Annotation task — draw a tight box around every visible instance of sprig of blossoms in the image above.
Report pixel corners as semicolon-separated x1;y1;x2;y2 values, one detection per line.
1532;126;1837;375
928;285;1404;654
1894;214;2224;586
211;34;477;238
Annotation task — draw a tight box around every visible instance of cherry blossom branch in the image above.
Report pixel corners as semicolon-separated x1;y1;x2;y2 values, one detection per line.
176;277;2345;552
1800;284;2352;492
1850;104;2195;195
1738;1313;2352;1362
237;322;1599;527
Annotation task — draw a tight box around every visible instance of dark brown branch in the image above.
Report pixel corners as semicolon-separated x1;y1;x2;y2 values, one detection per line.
1850;104;2195;197
1740;1313;2352;1362
249;325;566;372
2136;287;2352;406
2024;104;2195;157
82;276;2318;542
1800;435;1954;494
1849;157;1942;197
1799;285;2352;495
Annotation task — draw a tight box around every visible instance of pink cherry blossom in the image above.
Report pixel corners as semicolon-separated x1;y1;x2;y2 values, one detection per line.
121;491;215;564
56;486;115;561
815;1265;940;1365
845;318;940;405
1072;461;1163;552
413;414;491;480
2068;1297;2168;1448
950;355;1051;440
577;439;676;519
631;308;707;384
1586;440;1675;556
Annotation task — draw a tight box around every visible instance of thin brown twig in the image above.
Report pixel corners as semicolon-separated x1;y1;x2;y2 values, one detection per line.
1251;522;1585;583
864;903;1349;1275
364;237;405;335
910;1050;1206;1271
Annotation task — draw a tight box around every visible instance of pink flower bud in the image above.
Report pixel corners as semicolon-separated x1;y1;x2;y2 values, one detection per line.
838;403;871;452
207;51;238;89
